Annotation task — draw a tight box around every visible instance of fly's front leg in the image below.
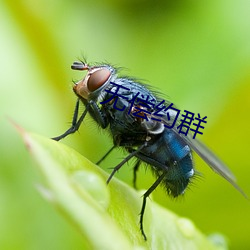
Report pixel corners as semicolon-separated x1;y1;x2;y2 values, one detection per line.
52;99;89;141
88;100;108;129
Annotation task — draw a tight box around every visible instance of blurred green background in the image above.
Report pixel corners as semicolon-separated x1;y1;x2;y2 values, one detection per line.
1;0;250;249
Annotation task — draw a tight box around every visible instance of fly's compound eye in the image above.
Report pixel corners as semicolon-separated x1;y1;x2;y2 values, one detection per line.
87;68;111;92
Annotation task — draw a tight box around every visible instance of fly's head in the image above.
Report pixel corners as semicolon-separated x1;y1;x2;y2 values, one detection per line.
72;61;116;101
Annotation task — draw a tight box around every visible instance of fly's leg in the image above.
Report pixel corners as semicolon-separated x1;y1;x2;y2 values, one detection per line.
133;160;141;189
52;99;88;141
107;143;146;184
140;172;166;240
88;100;107;129
96;145;116;165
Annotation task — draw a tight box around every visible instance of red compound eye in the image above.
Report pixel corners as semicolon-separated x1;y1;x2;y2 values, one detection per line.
87;68;111;92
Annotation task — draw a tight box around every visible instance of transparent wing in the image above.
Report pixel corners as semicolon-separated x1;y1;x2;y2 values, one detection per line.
151;113;247;198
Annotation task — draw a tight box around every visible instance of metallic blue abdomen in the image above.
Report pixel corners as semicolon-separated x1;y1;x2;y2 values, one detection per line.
136;129;194;197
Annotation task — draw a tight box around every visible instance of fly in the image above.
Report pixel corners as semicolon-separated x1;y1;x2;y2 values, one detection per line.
52;60;247;240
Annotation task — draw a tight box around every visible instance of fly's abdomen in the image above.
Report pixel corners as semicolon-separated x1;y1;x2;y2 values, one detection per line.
137;129;194;197
162;129;194;197
164;154;193;197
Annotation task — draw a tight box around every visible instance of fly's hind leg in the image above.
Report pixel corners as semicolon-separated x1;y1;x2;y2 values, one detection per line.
140;172;166;240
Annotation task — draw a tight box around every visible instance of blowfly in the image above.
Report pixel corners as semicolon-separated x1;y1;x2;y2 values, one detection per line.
52;60;246;240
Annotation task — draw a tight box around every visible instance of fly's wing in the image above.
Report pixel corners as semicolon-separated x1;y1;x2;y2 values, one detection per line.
152;113;247;198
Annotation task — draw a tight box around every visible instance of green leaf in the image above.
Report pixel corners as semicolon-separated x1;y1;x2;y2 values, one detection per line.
19;127;227;250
